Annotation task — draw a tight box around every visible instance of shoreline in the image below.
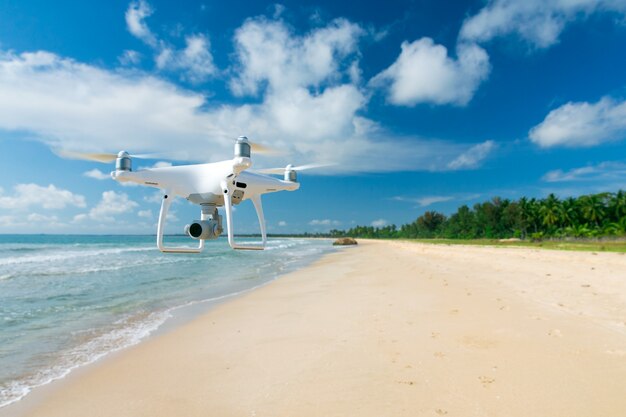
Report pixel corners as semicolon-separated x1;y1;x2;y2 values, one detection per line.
0;238;336;414
3;240;626;416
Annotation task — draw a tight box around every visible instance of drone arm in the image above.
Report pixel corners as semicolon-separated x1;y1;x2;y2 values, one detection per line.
157;193;204;253
221;182;265;251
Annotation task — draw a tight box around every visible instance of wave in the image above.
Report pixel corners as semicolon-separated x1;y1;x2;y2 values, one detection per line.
0;246;156;267
0;310;170;408
0;256;201;282
0;238;334;409
0;279;281;409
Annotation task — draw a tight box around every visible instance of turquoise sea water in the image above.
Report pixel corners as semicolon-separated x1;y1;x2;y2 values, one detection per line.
0;235;333;408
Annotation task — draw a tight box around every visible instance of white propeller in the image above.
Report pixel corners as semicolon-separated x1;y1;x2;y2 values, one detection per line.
256;163;332;175
56;150;165;163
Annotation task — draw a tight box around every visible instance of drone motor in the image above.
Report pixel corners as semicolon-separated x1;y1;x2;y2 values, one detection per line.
115;151;132;172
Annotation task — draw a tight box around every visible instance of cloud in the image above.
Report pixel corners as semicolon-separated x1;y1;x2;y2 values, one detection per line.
393;193;481;208
394;195;454;207
125;0;158;47
370;218;388;227
542;161;626;182
446;140;496;169
0;183;86;210
0;50;224;160
84;168;110;180
0;17;496;174
370;38;490;106
75;190;139;222
278;220;287;227
230;17;364;96
125;0;216;82
26;213;60;223
137;209;153;218
0;213;65;231
155;34;217;83
144;190;166;204
309;219;341;226
460;0;626;48
529;97;626;148
118;50;142;66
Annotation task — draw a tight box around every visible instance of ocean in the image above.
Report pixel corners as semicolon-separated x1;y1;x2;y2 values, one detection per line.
0;234;334;408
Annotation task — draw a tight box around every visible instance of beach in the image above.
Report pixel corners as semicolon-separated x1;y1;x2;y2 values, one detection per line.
4;239;626;417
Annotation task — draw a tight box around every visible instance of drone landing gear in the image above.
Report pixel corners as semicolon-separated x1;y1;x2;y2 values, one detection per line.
222;182;267;250
157;193;205;253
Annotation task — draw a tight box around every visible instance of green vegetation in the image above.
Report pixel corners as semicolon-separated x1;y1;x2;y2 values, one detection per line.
326;191;626;247
407;239;626;253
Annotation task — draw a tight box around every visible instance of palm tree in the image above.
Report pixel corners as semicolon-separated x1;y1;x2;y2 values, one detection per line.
609;190;626;221
579;193;607;228
539;194;562;231
561;197;579;228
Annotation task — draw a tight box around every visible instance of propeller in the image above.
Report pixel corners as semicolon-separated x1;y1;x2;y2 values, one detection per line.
256;163;333;175
250;141;281;155
233;136;282;156
56;150;166;163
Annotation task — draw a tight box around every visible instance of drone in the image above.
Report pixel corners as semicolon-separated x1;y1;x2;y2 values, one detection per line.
65;137;321;253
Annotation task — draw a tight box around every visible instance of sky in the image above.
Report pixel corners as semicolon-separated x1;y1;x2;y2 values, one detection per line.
1;0;626;234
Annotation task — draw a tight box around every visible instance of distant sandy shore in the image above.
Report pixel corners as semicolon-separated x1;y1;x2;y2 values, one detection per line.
4;240;626;417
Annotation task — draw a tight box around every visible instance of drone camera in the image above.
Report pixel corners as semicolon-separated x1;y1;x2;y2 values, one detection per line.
185;219;223;240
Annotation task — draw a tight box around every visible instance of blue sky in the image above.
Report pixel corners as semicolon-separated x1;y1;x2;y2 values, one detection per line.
1;0;626;234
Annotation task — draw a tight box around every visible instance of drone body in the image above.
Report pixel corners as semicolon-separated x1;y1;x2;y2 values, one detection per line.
102;136;304;253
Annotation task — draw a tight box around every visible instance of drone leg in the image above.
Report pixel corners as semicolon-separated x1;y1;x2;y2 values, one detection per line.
157;192;204;253
221;182;265;250
251;195;267;247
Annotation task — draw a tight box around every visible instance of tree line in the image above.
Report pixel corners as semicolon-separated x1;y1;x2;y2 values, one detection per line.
328;191;626;240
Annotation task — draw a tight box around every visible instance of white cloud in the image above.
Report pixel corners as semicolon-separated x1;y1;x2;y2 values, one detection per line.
125;0;158;47
125;1;216;82
0;213;65;232
272;4;286;19
84;168;110;180
0;17;496;174
371;218;388;227
447;140;496;170
26;213;60;223
529;97;626;148
393;193;482;208
542;161;626;182
138;209;153;218
144;190;166;204
309;219;341;226
155;34;216;83
0;183;86;210
394;195;454;207
230;17;364;95
0;50;224;160
118;50;142;66
370;38;490;106
416;196;454;207
76;190;139;222
0;215;16;227
460;0;626;48
278;220;287;227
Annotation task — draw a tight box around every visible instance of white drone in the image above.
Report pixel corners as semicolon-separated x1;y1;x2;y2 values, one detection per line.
66;137;321;253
